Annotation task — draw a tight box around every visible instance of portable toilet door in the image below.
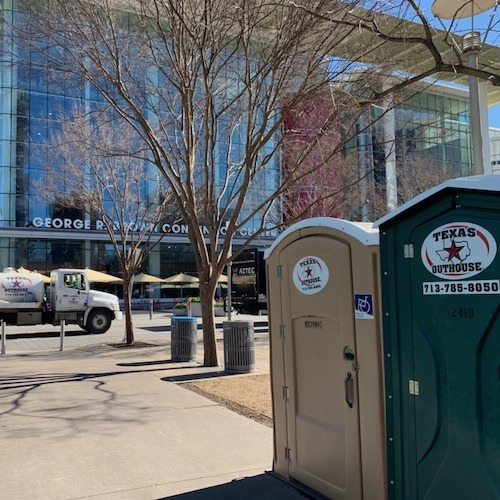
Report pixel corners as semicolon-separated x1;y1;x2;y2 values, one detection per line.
376;176;500;500
265;218;385;500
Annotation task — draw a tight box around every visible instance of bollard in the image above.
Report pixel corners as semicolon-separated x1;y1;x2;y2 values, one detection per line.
1;320;5;355
59;320;65;351
149;299;153;320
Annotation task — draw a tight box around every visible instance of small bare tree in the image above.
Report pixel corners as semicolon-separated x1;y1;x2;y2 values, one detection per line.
397;156;460;201
362;155;460;220
44;108;175;344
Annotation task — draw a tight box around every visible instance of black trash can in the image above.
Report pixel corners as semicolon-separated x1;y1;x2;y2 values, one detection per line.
223;320;255;373
171;316;197;361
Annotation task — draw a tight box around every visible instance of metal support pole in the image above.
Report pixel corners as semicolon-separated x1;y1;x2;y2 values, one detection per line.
227;249;232;322
383;96;398;212
479;81;492;174
1;320;5;355
358;110;373;222
149;299;153;320
59;320;65;351
468;51;485;175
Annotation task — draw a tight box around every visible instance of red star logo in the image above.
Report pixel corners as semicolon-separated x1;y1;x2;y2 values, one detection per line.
305;267;313;277
12;279;21;287
444;240;464;261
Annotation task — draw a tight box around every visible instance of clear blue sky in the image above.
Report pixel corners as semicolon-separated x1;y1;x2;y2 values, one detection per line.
489;106;500;129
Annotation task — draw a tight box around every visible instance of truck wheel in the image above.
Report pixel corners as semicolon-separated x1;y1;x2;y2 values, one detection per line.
87;310;112;334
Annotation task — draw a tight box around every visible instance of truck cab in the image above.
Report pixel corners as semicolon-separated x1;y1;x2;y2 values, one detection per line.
50;269;123;333
53;270;88;312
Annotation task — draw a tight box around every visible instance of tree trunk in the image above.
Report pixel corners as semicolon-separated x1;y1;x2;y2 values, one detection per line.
123;278;135;344
199;282;218;367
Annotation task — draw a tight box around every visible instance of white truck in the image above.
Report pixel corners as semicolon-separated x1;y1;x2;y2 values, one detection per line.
0;268;123;334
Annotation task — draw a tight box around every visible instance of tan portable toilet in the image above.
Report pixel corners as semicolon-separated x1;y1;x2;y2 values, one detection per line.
265;218;385;500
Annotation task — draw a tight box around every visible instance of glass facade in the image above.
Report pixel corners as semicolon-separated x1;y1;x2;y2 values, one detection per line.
0;1;279;283
353;87;474;220
395;91;472;173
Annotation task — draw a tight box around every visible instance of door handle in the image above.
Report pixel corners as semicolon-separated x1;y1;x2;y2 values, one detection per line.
344;372;353;408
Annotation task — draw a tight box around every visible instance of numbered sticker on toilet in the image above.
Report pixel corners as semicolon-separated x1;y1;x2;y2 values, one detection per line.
293;256;329;295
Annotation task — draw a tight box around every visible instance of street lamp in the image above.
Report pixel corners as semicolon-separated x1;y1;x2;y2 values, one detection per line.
432;0;497;175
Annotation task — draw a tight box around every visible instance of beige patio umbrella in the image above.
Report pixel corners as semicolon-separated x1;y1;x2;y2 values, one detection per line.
217;274;228;283
164;272;199;284
17;266;51;283
84;268;123;283
132;272;167;283
164;272;199;297
132;273;167;298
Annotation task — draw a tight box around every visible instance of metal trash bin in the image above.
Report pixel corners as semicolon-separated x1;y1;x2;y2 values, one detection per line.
223;320;255;373
171;316;197;361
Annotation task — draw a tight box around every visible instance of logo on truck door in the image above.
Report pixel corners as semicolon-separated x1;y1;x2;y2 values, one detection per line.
421;222;497;280
293;256;329;295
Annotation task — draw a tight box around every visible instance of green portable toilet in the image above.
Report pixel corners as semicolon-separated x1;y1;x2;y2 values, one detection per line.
375;175;500;500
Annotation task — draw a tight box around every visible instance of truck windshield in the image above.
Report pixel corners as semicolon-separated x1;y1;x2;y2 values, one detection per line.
63;273;86;290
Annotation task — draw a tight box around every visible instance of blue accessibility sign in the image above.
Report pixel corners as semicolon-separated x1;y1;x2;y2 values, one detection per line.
354;294;374;319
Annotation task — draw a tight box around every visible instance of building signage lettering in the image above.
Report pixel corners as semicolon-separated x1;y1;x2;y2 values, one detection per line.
293;255;329;295
238;267;255;275
31;217;277;238
421;222;496;280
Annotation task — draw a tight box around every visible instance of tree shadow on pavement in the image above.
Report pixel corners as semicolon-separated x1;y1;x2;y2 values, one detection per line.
115;359;236;382
4;329;96;339
0;364;195;436
162;370;235;382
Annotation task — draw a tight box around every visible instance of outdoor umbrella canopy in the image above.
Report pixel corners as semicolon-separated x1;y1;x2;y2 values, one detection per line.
84;268;123;283
164;272;199;298
164;272;199;284
132;273;167;283
16;267;51;283
131;273;166;299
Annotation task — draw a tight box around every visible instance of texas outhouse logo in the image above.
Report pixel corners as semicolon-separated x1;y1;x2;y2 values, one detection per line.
421;222;497;280
0;275;33;296
293;256;329;295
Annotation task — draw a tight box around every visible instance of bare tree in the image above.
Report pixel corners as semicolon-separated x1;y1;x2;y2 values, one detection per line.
397;156;460;201
8;0;498;365
44;107;174;344
362;155;461;221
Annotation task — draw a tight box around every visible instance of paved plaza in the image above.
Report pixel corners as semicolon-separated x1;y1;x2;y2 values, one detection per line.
0;312;311;499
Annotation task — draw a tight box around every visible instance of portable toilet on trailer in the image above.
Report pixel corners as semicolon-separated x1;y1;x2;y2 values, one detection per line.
265;218;386;500
375;175;500;500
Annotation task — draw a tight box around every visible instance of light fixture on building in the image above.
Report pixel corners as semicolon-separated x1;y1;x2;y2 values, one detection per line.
432;0;497;175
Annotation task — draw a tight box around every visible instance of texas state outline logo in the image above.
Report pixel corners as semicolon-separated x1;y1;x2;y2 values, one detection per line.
293;255;329;295
421;222;497;280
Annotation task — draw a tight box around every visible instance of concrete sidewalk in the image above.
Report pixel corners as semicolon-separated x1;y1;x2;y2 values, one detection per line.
0;315;310;499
